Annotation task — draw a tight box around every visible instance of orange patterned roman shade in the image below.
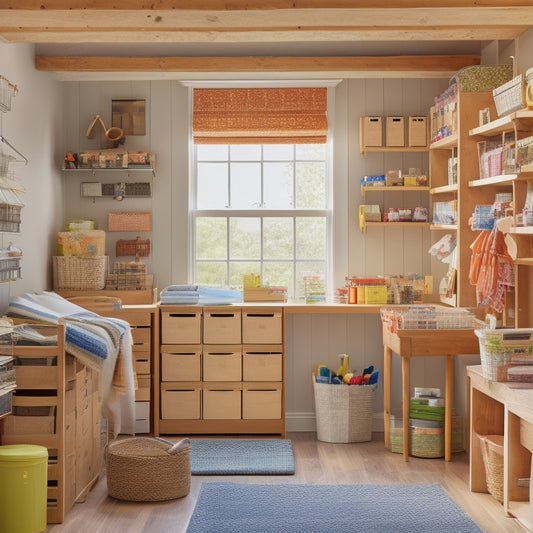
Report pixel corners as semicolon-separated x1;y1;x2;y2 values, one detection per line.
193;87;328;144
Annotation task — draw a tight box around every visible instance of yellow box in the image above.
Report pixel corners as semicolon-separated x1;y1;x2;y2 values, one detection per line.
203;345;242;381
386;116;405;147
161;346;201;381
242;383;282;419
403;176;418;187
357;286;366;304
242;308;282;344
203;307;241;344
408;116;428;147
135;376;151;402
203;383;242;419
365;285;388;304
361;116;383;147
161;308;202;344
243;345;283;381
161;383;201;419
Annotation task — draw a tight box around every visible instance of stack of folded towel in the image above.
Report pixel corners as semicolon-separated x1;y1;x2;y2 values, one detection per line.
159;285;242;305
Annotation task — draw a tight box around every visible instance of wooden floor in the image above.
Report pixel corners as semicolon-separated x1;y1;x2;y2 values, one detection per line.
45;432;524;533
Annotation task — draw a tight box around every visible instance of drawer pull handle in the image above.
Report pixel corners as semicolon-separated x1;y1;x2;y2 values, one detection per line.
209;313;235;318
246;313;275;318
168;313;197;318
207;352;234;356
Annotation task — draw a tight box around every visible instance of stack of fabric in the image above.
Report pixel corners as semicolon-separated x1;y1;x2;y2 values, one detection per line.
159;285;242;305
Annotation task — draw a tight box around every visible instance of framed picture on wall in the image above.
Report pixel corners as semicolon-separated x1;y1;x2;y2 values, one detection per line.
112;99;146;136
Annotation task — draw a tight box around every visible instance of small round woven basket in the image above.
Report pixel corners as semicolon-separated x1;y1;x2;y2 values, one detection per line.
106;437;191;502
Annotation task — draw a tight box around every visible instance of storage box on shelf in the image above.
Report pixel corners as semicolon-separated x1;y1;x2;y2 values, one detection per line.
156;305;285;436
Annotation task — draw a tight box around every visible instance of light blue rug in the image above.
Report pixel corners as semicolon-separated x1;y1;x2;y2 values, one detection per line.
186;482;485;532
190;439;295;475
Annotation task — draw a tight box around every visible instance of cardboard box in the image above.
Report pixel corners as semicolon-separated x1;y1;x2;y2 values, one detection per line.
161;383;201;419
361;116;383;147
161;309;202;344
242;384;282;419
386;116;405;146
203;307;241;344
203;345;242;381
242;308;283;344
243;345;283;381
408;116;428;147
203;383;242;419
161;346;201;381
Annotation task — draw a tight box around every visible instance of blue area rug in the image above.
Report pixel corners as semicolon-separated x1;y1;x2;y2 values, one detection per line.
190;439;295;475
186;482;485;533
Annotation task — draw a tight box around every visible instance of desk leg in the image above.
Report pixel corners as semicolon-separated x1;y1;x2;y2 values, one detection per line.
402;355;410;462
445;354;453;461
383;344;392;449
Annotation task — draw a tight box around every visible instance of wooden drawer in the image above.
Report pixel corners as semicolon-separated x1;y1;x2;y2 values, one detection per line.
161;308;202;344
203;307;241;344
13;349;60;390
132;326;151;348
242;308;282;344
161;382;201;419
242;344;282;381
161;345;201;381
242;382;282;419
135;376;151;402
133;351;151;375
104;309;153;326
203;382;242;420
203;345;242;381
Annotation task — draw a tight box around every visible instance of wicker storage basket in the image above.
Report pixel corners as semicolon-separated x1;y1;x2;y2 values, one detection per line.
493;74;526;117
106;437;191;502
478;433;504;503
313;375;376;443
52;255;107;290
108;212;152;232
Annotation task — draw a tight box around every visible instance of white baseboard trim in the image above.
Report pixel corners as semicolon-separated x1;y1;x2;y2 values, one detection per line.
286;412;384;433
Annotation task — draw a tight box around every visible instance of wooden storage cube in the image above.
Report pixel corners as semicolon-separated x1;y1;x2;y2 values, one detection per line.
203;345;242;381
161;308;202;344
361;116;383;147
161;383;201;419
135;376;151;402
203;307;241;344
242;383;282;419
161;346;201;382
133;351;151;375
386;116;405;146
13;351;59;390
242;308;282;344
242;345;282;381
203;383;242;420
3;404;56;435
408;116;428;147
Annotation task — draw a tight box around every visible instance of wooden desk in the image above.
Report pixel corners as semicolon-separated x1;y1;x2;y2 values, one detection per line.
468;365;533;530
382;324;480;461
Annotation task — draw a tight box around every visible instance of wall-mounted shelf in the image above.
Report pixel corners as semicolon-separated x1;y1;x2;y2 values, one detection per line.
469;108;533;137
360;220;430;233
430;133;458;150
430;184;458;195
80;181;152;199
430;223;458;231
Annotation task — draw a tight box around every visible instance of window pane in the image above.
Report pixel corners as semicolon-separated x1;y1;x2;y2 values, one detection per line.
296;144;326;160
264;162;293;208
263;144;293;160
230;162;261;208
229;217;260;259
263;218;293;259
230;261;261;288
230;145;261;160
197;162;228;209
296;217;326;259
197;144;228;161
196;262;228;286
295;161;326;208
196;217;227;259
263;261;293;290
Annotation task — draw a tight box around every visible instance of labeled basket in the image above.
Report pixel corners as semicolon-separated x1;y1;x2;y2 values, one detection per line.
106;437;190;502
478;433;504;504
52;255;107;290
313;375;376;443
493;74;526;117
475;328;533;382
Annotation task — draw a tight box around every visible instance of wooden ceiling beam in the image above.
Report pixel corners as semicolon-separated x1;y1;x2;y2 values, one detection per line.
35;54;480;74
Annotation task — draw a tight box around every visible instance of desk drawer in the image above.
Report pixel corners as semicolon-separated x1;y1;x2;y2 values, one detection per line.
203;345;242;381
161;346;201;382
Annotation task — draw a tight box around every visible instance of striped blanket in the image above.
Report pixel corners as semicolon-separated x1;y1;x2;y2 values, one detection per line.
8;291;136;436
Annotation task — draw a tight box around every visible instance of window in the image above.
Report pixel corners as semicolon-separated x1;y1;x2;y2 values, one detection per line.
192;143;330;299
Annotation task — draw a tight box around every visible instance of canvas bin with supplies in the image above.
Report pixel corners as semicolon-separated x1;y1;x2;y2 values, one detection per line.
312;374;376;443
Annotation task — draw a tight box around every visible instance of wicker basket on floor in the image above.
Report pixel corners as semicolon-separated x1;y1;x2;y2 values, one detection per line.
106;437;191;502
478;433;504;504
313;375;376;443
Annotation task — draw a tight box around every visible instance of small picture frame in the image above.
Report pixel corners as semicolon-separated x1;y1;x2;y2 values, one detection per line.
479;107;491;127
112;99;146;136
